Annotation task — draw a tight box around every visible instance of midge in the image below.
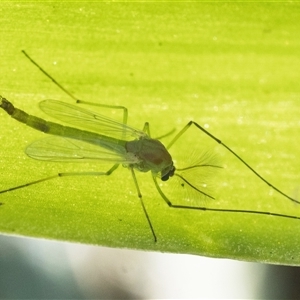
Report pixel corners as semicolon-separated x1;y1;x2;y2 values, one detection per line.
0;51;299;242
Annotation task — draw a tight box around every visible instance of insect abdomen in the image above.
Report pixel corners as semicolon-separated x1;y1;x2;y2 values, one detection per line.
0;96;53;133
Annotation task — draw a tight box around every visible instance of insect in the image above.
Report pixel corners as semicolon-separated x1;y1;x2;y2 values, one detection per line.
0;51;299;242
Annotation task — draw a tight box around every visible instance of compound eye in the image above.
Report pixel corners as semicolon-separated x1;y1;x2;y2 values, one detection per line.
169;166;175;177
161;173;169;181
161;166;175;181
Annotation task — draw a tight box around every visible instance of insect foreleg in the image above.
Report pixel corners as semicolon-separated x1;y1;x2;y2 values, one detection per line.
168;121;299;205
22;51;129;126
22;50;77;101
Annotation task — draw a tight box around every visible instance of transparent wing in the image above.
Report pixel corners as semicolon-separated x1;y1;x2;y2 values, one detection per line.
155;150;222;206
39;100;147;140
25;136;139;164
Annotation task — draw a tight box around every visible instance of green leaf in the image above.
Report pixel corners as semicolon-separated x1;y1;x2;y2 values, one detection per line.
1;1;300;265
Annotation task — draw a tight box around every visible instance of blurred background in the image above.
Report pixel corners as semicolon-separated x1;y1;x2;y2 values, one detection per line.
1;234;300;299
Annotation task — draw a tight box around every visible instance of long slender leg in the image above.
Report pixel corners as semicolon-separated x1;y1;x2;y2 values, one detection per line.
130;167;157;242
152;174;300;221
167;121;299;204
22;50;77;101
22;50;129;125
0;164;119;195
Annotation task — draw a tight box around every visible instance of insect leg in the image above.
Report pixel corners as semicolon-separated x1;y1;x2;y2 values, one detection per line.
154;128;176;140
22;50;129;124
142;122;176;140
22;50;77;101
76;101;128;126
152;173;300;221
0;164;120;195
142;122;150;136
167;121;299;205
130;167;157;242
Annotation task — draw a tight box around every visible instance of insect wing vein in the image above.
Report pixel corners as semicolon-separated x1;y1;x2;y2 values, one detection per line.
39;100;146;140
25;136;135;163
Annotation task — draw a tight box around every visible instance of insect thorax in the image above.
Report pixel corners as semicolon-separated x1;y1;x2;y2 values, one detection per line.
125;138;173;177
